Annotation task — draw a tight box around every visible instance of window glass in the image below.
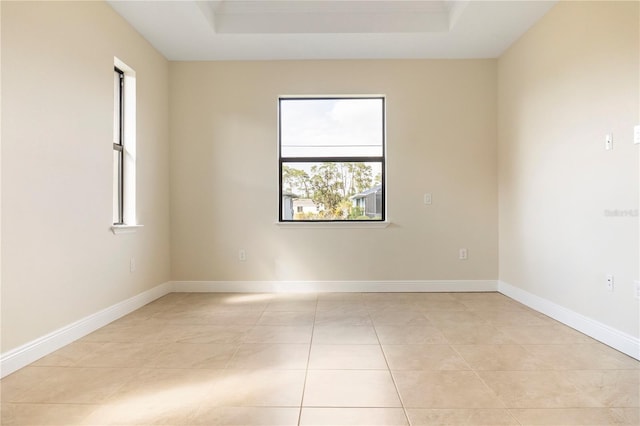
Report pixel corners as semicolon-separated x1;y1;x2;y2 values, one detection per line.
279;97;385;222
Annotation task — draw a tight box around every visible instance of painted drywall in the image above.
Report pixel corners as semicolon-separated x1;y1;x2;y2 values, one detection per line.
1;1;170;352
170;60;498;282
498;1;639;337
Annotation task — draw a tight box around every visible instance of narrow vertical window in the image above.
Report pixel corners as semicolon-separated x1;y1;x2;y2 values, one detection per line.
111;58;137;232
113;67;124;225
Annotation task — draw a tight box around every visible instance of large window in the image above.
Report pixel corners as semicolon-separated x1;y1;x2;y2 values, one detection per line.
279;97;385;222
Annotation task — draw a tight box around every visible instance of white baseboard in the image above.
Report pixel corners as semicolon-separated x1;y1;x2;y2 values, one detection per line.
0;282;172;379
498;280;640;360
172;280;498;293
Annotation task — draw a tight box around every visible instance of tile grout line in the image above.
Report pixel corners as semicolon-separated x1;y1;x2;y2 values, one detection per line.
367;301;411;426
297;294;320;426
446;343;523;425
222;299;269;369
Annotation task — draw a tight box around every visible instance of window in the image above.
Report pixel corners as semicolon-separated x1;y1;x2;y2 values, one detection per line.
113;67;124;224
112;58;137;232
279;97;385;222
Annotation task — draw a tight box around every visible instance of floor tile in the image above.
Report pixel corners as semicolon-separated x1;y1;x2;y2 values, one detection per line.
458;298;530;312
265;299;317;312
451;292;511;301
473;309;553;326
12;367;134;404
31;342;105;367
375;325;447;344
227;343;309;369
258;310;316;326
75;342;164;368
523;344;640;370
106;368;221;409
4;291;639;426
437;323;516;344
413;300;469;311
317;292;365;302
150;342;238;369
191;293;272;311
244;325;313;343
303;370;401;407
86;401;196;425
160;324;251;343
452;344;553;370
1;367;60;402
152;309;263;325
308;344;387;369
81;320;165;343
185;406;299;425
312;325;379;344
299;407;408;425
362;293;418;304
509;407;638;425
564;370;640;407
406;408;518;425
0;403;98;426
383;344;469;371
393;370;504;408
369;309;429;326
478;370;601;408
314;310;372;326
424;310;489;326
316;299;367;313
616;408;640;425
497;324;595;344
203;369;306;406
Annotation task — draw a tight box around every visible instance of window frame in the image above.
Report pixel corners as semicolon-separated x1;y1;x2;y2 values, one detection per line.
278;96;386;223
113;66;124;225
111;58;140;234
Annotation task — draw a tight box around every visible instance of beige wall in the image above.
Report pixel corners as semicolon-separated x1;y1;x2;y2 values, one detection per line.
1;1;171;351
498;1;639;336
170;60;498;282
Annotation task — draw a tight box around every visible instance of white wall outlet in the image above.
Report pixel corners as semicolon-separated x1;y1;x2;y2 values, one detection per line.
130;258;136;273
459;248;468;260
238;249;247;262
606;274;614;292
634;281;640;299
634;125;640;144
605;134;613;150
424;193;432;205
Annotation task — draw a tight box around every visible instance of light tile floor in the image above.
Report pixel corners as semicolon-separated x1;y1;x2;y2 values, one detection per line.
1;292;638;425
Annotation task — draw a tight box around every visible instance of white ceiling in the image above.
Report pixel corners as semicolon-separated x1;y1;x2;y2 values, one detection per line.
107;0;557;61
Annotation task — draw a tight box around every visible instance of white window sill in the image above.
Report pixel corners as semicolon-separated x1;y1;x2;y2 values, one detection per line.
275;221;391;229
111;224;143;235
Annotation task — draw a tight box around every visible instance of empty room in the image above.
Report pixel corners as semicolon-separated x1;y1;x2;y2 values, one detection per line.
1;0;639;425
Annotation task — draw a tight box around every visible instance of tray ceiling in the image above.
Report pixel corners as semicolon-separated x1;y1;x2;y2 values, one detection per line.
107;0;557;60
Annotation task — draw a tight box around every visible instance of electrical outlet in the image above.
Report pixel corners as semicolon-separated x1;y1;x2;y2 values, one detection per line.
606;274;614;292
634;125;640;144
459;248;468;260
605;134;613;150
130;258;136;273
634;281;640;299
424;193;432;205
238;249;247;262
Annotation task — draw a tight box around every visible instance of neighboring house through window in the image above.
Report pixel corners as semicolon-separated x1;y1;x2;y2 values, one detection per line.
279;97;385;222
